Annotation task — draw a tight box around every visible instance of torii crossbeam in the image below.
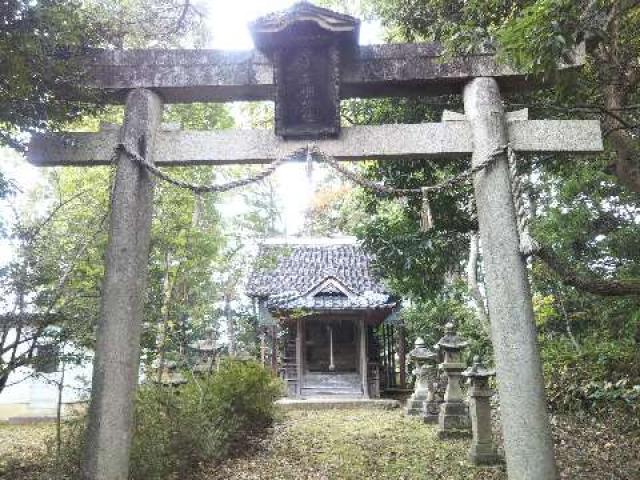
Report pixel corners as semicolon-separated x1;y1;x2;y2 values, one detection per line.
28;3;602;480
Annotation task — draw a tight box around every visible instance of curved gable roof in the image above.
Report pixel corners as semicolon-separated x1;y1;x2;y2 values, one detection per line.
246;239;389;299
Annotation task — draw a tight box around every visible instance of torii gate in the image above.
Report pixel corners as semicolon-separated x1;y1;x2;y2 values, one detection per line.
28;3;602;480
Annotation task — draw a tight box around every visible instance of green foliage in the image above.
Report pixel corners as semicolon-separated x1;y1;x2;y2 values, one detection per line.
542;337;640;426
532;156;640;285
1;0;208;150
254;245;293;272
496;0;581;74
132;359;283;478
302;177;366;237
402;284;492;363
164;103;234;130
145;164;224;351
321;0;640;423
338;97;474;299
0;0;107;150
52;359;283;479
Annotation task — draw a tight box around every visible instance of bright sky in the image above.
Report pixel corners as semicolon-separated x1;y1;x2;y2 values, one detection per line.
204;0;382;234
205;0;382;50
0;1;383;258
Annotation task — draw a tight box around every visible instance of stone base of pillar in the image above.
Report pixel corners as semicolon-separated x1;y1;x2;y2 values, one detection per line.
422;400;440;423
437;401;470;438
405;393;428;416
469;442;500;465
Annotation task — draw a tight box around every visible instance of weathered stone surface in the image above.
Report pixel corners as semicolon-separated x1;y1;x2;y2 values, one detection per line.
250;2;359;139
437;401;470;438
436;323;471;438
464;77;558;479
463;357;500;466
28;120;602;166
81;42;585;104
82;89;163;480
405;338;437;416
423;384;441;424
250;2;360;51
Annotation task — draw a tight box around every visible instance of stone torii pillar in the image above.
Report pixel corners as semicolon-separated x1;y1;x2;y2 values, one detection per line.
82;89;162;480
464;78;557;478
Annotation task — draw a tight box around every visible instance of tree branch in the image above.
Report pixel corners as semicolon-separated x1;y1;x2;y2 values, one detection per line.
536;245;640;296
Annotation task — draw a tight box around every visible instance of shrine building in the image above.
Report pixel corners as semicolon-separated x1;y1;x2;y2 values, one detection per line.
247;238;401;399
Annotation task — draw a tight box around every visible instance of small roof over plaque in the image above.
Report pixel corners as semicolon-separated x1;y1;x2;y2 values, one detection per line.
250;2;360;51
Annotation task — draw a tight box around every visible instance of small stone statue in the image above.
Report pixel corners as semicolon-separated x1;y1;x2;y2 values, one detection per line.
405;337;438;416
436;322;470;438
463;356;500;465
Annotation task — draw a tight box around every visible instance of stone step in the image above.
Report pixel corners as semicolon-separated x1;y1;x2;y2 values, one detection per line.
276;398;401;411
302;385;361;391
304;372;361;389
301;389;363;397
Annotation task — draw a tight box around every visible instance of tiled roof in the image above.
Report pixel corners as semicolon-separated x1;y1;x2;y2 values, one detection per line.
246;240;395;311
266;289;395;311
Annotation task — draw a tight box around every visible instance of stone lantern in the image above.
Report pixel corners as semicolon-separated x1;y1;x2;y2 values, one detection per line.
436;321;470;437
422;344;442;424
462;356;500;465
155;360;187;387
405;337;438;416
189;326;216;375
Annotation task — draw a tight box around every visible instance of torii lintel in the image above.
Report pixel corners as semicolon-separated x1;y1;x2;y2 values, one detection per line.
78;1;585;140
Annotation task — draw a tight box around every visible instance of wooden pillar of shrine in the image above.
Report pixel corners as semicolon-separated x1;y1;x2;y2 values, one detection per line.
359;317;369;398
271;325;278;374
295;318;303;397
397;324;406;389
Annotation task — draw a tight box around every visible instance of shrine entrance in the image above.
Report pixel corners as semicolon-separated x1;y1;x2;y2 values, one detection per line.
28;2;604;479
247;239;394;399
305;320;357;373
301;317;366;398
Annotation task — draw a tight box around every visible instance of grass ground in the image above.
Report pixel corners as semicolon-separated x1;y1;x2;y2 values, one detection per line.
205;409;505;480
0;422;55;478
2;408;639;479
205;408;640;480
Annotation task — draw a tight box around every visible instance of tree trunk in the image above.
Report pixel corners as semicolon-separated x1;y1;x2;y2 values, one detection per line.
557;295;581;353
225;294;236;356
156;251;176;382
602;82;640;193
596;0;640;193
537;245;640;296
466;232;490;334
56;357;67;470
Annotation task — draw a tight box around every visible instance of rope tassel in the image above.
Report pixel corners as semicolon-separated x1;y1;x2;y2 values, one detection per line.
420;188;434;232
305;145;314;182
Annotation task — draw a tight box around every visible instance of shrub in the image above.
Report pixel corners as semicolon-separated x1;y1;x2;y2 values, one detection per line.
542;337;640;427
50;358;283;479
